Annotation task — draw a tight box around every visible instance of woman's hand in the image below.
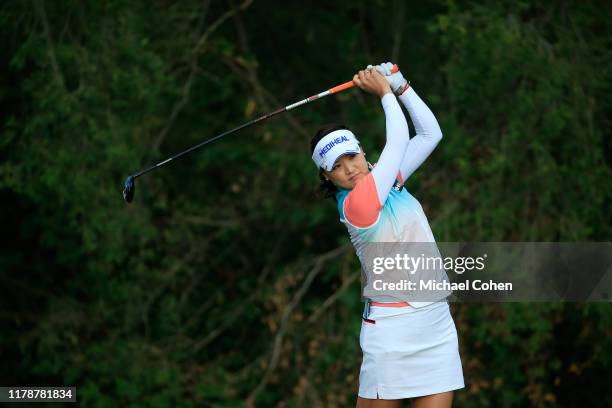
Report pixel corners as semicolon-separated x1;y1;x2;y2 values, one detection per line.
368;62;409;96
352;68;392;98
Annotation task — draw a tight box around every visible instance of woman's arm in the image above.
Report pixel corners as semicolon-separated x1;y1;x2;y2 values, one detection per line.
370;62;443;182
351;69;410;203
371;93;411;200
340;69;410;228
397;87;443;182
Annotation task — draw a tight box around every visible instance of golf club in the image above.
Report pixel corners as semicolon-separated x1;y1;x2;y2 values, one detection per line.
122;65;398;203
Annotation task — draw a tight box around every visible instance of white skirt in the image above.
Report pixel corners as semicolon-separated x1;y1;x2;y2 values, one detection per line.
358;301;465;399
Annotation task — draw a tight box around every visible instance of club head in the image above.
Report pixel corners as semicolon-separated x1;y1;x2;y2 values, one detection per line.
123;175;135;203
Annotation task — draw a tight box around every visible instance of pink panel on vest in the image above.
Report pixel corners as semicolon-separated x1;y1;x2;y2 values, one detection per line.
343;173;382;228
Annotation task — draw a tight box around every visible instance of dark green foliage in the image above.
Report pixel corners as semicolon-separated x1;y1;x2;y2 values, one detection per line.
1;1;610;407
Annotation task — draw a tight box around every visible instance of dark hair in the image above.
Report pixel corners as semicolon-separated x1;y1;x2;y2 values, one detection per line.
311;123;349;201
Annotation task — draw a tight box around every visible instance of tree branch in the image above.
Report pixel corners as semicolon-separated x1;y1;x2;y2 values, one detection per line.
306;271;359;325
225;0;310;140
391;0;406;63
152;0;254;151
33;0;65;90
246;244;350;404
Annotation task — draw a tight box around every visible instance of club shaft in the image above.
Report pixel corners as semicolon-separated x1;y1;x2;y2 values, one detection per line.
131;80;356;179
133;107;286;178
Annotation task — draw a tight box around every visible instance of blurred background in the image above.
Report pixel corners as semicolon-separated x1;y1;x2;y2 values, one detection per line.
1;0;610;407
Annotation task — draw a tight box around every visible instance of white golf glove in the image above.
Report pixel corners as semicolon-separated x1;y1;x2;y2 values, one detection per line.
367;62;409;96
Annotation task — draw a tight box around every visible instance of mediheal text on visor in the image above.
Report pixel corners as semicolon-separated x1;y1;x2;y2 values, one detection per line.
319;135;350;158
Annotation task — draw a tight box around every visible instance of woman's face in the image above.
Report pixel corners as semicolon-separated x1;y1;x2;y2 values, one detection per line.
323;150;369;189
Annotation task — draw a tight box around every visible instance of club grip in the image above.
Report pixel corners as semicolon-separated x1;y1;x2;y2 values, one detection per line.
328;64;398;95
329;80;355;94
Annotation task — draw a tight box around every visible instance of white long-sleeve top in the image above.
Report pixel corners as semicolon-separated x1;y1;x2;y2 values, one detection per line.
336;87;449;307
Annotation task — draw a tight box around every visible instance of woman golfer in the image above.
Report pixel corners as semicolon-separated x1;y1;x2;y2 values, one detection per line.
311;63;464;407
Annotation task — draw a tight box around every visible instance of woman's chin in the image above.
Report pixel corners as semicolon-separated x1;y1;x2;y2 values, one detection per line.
350;174;365;185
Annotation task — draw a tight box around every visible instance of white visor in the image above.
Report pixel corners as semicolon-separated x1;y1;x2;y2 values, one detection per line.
312;129;361;171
